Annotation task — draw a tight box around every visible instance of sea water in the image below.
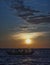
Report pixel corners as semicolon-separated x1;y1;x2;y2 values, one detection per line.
0;48;50;65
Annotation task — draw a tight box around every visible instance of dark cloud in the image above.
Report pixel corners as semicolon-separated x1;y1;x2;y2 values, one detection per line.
7;0;50;24
17;23;50;33
27;16;50;24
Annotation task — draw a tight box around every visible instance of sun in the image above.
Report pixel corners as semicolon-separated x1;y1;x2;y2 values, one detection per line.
25;38;32;44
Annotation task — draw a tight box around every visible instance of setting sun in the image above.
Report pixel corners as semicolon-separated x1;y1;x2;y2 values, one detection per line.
25;39;32;44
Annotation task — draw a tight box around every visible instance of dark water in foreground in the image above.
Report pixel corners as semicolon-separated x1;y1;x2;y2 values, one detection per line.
0;48;50;65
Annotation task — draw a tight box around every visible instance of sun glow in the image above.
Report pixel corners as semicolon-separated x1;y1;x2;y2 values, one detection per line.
11;32;45;45
25;38;32;44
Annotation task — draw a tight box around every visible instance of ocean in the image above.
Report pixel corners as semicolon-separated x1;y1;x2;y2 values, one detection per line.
0;48;50;65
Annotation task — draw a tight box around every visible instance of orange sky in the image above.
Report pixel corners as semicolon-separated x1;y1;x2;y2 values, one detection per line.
0;32;50;48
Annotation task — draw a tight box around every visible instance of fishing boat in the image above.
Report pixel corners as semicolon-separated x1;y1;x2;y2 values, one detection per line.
6;49;33;55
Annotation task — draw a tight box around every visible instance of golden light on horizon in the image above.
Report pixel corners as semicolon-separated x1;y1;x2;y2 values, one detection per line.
25;38;32;45
11;32;45;47
11;32;45;45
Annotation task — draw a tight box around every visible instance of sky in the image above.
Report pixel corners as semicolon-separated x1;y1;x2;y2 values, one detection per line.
0;0;50;48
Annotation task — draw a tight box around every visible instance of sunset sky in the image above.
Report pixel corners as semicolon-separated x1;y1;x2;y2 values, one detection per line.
0;0;50;48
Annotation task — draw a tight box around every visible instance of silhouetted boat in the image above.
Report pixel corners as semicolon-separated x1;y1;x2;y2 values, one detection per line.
7;49;33;55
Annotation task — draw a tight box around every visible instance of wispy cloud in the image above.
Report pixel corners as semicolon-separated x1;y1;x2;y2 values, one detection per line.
7;0;50;24
26;16;50;24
